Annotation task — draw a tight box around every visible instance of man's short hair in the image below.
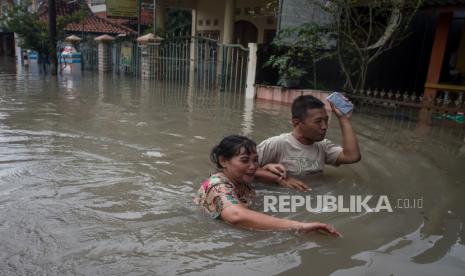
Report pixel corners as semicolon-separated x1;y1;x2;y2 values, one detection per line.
292;95;325;121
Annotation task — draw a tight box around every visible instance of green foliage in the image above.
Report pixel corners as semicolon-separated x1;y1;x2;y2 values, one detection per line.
0;0;86;58
165;9;191;36
1;1;46;55
266;0;423;91
265;23;329;86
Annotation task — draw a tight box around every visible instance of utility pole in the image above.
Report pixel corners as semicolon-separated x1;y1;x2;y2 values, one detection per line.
153;0;157;34
48;0;57;75
137;0;141;36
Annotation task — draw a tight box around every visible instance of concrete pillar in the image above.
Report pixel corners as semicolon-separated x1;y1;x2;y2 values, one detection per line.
95;34;115;73
223;0;235;44
14;33;21;63
156;0;166;34
423;12;452;105
137;33;163;80
245;43;257;99
242;98;254;135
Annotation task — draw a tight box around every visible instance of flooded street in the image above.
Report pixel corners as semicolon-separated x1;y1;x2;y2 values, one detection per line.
1;57;465;275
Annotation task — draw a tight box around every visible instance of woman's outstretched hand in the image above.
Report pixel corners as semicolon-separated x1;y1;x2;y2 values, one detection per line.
297;222;342;237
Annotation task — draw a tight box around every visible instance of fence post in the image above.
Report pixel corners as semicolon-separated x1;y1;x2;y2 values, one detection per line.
189;36;197;85
137;33;163;80
95;35;115;73
246;43;257;99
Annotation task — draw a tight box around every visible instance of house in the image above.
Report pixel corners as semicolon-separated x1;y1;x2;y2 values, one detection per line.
79;0;278;46
421;0;465;102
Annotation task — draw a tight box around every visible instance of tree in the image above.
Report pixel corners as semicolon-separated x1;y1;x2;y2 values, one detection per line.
271;0;423;92
266;23;328;87
0;0;85;69
320;0;423;92
0;1;49;59
165;8;191;36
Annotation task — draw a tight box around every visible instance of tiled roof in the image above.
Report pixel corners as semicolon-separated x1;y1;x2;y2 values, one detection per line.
65;15;136;35
38;0;136;36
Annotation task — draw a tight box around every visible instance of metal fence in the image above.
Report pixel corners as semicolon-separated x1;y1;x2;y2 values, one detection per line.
79;36;249;93
144;36;249;92
80;40;98;71
348;88;465;112
347;88;465;127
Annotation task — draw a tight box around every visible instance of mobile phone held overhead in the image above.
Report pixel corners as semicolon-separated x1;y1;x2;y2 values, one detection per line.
326;92;354;115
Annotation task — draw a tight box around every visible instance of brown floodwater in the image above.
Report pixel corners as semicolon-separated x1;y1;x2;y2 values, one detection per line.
1;57;465;275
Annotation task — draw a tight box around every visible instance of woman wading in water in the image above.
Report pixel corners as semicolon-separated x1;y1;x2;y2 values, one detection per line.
194;135;342;236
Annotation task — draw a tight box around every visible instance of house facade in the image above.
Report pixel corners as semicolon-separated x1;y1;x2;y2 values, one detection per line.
81;0;278;46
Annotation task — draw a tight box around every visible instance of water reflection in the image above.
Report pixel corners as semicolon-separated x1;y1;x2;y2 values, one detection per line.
1;56;465;275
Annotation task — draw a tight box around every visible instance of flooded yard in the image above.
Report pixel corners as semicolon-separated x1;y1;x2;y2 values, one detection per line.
1;57;465;275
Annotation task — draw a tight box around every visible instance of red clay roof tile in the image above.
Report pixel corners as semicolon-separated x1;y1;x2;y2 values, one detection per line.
38;0;136;36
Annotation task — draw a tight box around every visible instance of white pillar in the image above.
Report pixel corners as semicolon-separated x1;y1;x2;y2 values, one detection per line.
95;35;115;73
245;43;257;99
242;99;254;136
191;8;197;36
223;0;235;44
15;33;21;63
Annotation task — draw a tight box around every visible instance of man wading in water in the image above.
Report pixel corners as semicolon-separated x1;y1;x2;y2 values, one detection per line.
255;95;361;191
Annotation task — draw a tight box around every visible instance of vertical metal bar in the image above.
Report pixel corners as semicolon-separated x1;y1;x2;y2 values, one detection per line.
228;48;233;92
151;44;155;80
166;41;170;93
181;38;184;85
156;44;160;81
160;43;163;81
208;43;211;91
234;47;239;93
171;41;174;84
239;52;244;93
226;47;230;91
177;42;180;83
184;37;188;85
222;46;227;92
201;40;205;104
164;43;167;82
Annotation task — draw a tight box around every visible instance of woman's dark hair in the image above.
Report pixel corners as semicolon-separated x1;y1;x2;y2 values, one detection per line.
210;135;257;169
292;95;325;121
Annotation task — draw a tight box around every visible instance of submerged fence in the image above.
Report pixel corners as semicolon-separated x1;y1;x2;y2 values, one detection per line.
79;36;250;93
347;88;465;126
348;88;465;112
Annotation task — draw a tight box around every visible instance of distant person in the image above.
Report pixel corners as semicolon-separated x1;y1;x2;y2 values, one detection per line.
256;95;361;191
194;135;341;236
22;51;29;67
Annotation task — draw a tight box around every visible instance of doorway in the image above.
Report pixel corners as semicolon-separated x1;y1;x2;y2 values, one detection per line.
234;20;258;47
